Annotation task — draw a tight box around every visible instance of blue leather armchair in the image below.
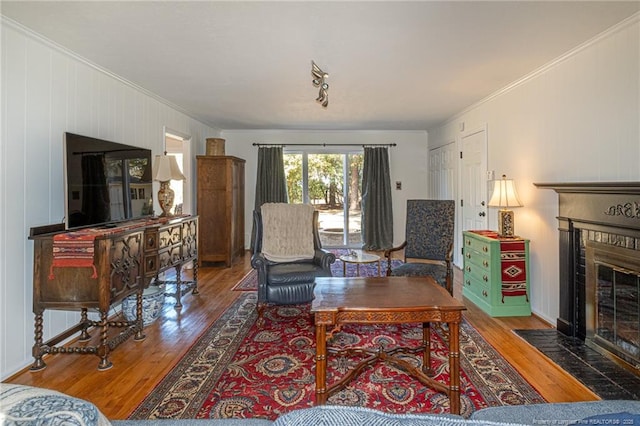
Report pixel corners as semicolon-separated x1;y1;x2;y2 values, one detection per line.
251;204;335;318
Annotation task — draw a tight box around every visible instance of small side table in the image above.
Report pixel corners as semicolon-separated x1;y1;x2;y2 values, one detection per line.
339;252;381;277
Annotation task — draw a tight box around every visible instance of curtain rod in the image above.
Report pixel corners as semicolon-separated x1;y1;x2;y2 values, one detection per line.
252;143;397;148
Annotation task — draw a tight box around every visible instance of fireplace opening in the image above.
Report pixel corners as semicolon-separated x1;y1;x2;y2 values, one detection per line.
586;241;640;372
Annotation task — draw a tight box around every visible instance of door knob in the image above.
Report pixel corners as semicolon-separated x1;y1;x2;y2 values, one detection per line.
479;211;486;217
481;201;485;206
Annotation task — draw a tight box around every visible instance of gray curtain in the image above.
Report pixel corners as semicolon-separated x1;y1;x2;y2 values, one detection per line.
361;147;393;250
251;146;288;250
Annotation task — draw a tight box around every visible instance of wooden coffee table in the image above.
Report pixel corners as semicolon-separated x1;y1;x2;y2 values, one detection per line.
311;276;466;414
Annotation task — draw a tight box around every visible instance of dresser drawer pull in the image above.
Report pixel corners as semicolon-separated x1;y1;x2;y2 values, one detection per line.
466;266;471;272
483;260;489;267
482;246;488;252
482;290;488;297
466;253;471;259
466;239;471;246
465;279;471;286
483;274;488;282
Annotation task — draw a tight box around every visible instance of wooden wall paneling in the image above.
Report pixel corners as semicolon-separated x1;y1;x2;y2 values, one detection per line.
0;21;222;379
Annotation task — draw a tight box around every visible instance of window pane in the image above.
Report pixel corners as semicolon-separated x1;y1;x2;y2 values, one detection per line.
347;153;363;246
284;153;303;203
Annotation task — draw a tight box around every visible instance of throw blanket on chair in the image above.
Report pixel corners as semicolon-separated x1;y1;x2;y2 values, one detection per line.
261;203;315;262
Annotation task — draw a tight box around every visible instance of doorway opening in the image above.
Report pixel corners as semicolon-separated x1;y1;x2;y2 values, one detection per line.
163;127;192;215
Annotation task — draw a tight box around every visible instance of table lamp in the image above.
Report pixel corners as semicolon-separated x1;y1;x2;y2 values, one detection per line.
152;152;185;217
488;174;523;238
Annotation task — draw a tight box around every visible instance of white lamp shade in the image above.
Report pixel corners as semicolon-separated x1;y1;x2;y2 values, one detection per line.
488;175;523;208
152;154;185;182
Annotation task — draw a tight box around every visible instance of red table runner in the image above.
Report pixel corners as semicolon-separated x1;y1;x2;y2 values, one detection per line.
498;239;528;301
49;230;99;279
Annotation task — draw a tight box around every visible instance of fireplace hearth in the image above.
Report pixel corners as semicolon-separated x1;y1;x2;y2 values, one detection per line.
536;182;640;375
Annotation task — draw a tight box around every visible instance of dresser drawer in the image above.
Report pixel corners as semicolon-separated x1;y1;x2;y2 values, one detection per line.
465;250;491;270
464;234;491;256
463;262;491;285
463;274;491;305
144;228;159;252
144;254;159;277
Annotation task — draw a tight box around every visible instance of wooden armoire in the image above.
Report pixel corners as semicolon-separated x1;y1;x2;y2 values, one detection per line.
196;155;245;267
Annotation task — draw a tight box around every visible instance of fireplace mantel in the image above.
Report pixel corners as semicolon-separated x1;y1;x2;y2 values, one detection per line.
535;181;640;338
535;182;640;194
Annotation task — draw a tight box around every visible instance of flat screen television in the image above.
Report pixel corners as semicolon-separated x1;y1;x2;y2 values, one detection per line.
64;132;153;229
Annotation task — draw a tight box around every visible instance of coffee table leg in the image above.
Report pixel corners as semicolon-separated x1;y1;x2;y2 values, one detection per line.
423;322;433;375
315;323;327;405
448;321;461;415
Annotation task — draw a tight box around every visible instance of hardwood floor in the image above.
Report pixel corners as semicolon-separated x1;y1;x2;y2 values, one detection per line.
5;252;598;419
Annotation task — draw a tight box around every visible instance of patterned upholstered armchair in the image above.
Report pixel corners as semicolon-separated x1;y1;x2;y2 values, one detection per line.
384;200;455;294
251;203;335;319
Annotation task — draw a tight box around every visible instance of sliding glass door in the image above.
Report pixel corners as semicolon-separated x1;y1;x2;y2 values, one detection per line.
284;150;363;248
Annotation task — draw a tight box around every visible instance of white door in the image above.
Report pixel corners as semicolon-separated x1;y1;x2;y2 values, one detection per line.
458;126;488;265
428;142;456;199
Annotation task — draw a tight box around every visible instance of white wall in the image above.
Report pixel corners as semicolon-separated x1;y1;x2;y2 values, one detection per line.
0;19;222;379
428;15;640;324
221;130;429;248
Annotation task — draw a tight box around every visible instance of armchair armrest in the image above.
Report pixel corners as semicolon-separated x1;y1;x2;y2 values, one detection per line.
384;241;407;276
314;249;336;272
251;252;270;302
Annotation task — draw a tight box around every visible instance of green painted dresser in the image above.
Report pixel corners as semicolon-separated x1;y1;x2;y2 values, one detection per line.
462;230;531;317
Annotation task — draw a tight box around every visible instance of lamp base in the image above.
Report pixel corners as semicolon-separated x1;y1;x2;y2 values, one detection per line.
497;209;516;238
158;181;175;217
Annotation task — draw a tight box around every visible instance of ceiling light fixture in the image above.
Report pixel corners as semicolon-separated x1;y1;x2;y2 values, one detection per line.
311;61;329;108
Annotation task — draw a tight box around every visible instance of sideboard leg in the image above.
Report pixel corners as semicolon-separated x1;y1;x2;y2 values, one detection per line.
174;265;183;309
134;289;146;341
97;311;113;371
79;308;91;341
30;311;46;371
191;261;199;295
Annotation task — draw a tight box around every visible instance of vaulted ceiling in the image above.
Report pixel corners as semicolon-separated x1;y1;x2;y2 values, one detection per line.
2;1;639;131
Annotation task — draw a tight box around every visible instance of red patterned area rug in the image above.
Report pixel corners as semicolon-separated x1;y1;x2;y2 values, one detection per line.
231;269;258;291
129;292;544;421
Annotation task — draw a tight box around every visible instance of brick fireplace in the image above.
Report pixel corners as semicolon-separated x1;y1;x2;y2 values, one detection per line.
536;182;640;372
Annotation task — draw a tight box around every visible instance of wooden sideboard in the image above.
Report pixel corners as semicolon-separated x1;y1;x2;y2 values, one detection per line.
29;215;198;371
197;156;245;267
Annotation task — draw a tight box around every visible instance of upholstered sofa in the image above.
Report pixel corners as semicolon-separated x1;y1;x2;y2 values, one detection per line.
2;383;640;426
